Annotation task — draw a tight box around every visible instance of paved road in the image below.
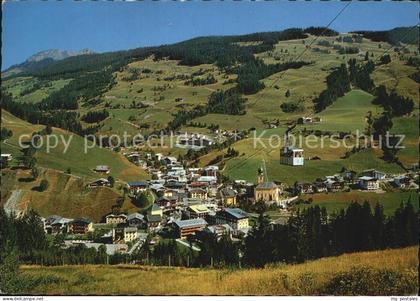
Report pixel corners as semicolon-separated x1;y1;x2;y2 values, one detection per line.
4;189;24;216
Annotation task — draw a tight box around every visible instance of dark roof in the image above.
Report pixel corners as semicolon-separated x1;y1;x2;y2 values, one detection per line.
164;181;185;188
222;208;248;220
256;182;278;189
128;181;149;187
220;188;236;198
71;217;91;225
174;218;207;229
146;214;162;223
189;188;207;194
127;213;144;220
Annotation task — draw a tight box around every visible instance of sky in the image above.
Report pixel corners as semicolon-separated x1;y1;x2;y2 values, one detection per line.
2;0;419;70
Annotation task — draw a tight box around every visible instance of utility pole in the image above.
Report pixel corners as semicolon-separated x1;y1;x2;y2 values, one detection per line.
168;254;171;267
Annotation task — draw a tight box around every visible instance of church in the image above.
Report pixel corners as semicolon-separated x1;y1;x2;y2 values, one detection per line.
254;167;282;202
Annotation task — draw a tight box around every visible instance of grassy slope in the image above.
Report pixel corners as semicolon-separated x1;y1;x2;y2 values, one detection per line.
0;168;120;222
221;90;404;185
21;246;418;295
2;76;71;103
2;35;417;135
297;190;418;216
1;110;149;182
391;115;419;166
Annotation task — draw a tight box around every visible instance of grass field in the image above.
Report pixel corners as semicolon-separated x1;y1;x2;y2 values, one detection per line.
0;168;120;222
297;190;417;216
1;110;149;182
214;90;405;185
2;76;71;103
299;89;381;133
20;246;418;295
391;115;419;166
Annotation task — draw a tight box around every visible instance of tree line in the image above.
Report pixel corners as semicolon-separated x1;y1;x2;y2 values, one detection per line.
313;63;351;112
243;200;418;267
1;90;99;136
81;109;110;123
237;58;310;95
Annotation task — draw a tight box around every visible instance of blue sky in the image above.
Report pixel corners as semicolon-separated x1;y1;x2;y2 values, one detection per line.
2;1;418;70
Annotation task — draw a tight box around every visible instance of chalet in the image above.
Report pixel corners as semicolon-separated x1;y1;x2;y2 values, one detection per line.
359;176;380;190
204;166;219;177
146;214;162;230
340;169;357;183
189;181;208;188
112;227;138;243
312;116;322;123
151;170;163;179
188;188;208;200
1;154;13;161
89;178;110;187
174;218;208;239
150;203;163;217
296;182;314;194
314;181;328;193
163;189;178;198
127;213;145;227
44;215;73;234
178;134;213;149
298;116;312;124
280;146;304;166
68;218;93;234
203;224;233;239
123;227;138;242
219;188;237;206
161;156;178;166
393;176;411;189
187;204;210;219
164;180;185;189
127;181;149;193
157;196;178;209
94;165;110;174
106;213;128;225
326;180;345;192
154;153;163;161
215;208;249;231
126;152;140;162
197;176;217;185
360;169;386;180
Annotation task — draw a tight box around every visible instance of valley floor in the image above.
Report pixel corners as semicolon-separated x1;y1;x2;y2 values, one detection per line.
21;246;418;295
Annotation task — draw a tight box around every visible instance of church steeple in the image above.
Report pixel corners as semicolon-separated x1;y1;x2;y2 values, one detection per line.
257;167;264;184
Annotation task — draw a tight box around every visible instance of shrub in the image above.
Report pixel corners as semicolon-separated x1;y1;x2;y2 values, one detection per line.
280;101;303;113
321;268;417;295
38;180;49;192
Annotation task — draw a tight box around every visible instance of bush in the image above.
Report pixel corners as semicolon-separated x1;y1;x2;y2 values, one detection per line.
38;180;49;192
321;268;417;295
280;101;303;113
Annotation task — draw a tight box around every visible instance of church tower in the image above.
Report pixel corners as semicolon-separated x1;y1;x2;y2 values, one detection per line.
257;167;264;184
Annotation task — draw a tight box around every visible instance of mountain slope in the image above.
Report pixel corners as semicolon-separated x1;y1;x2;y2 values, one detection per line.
3;49;95;78
1;109;149;182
